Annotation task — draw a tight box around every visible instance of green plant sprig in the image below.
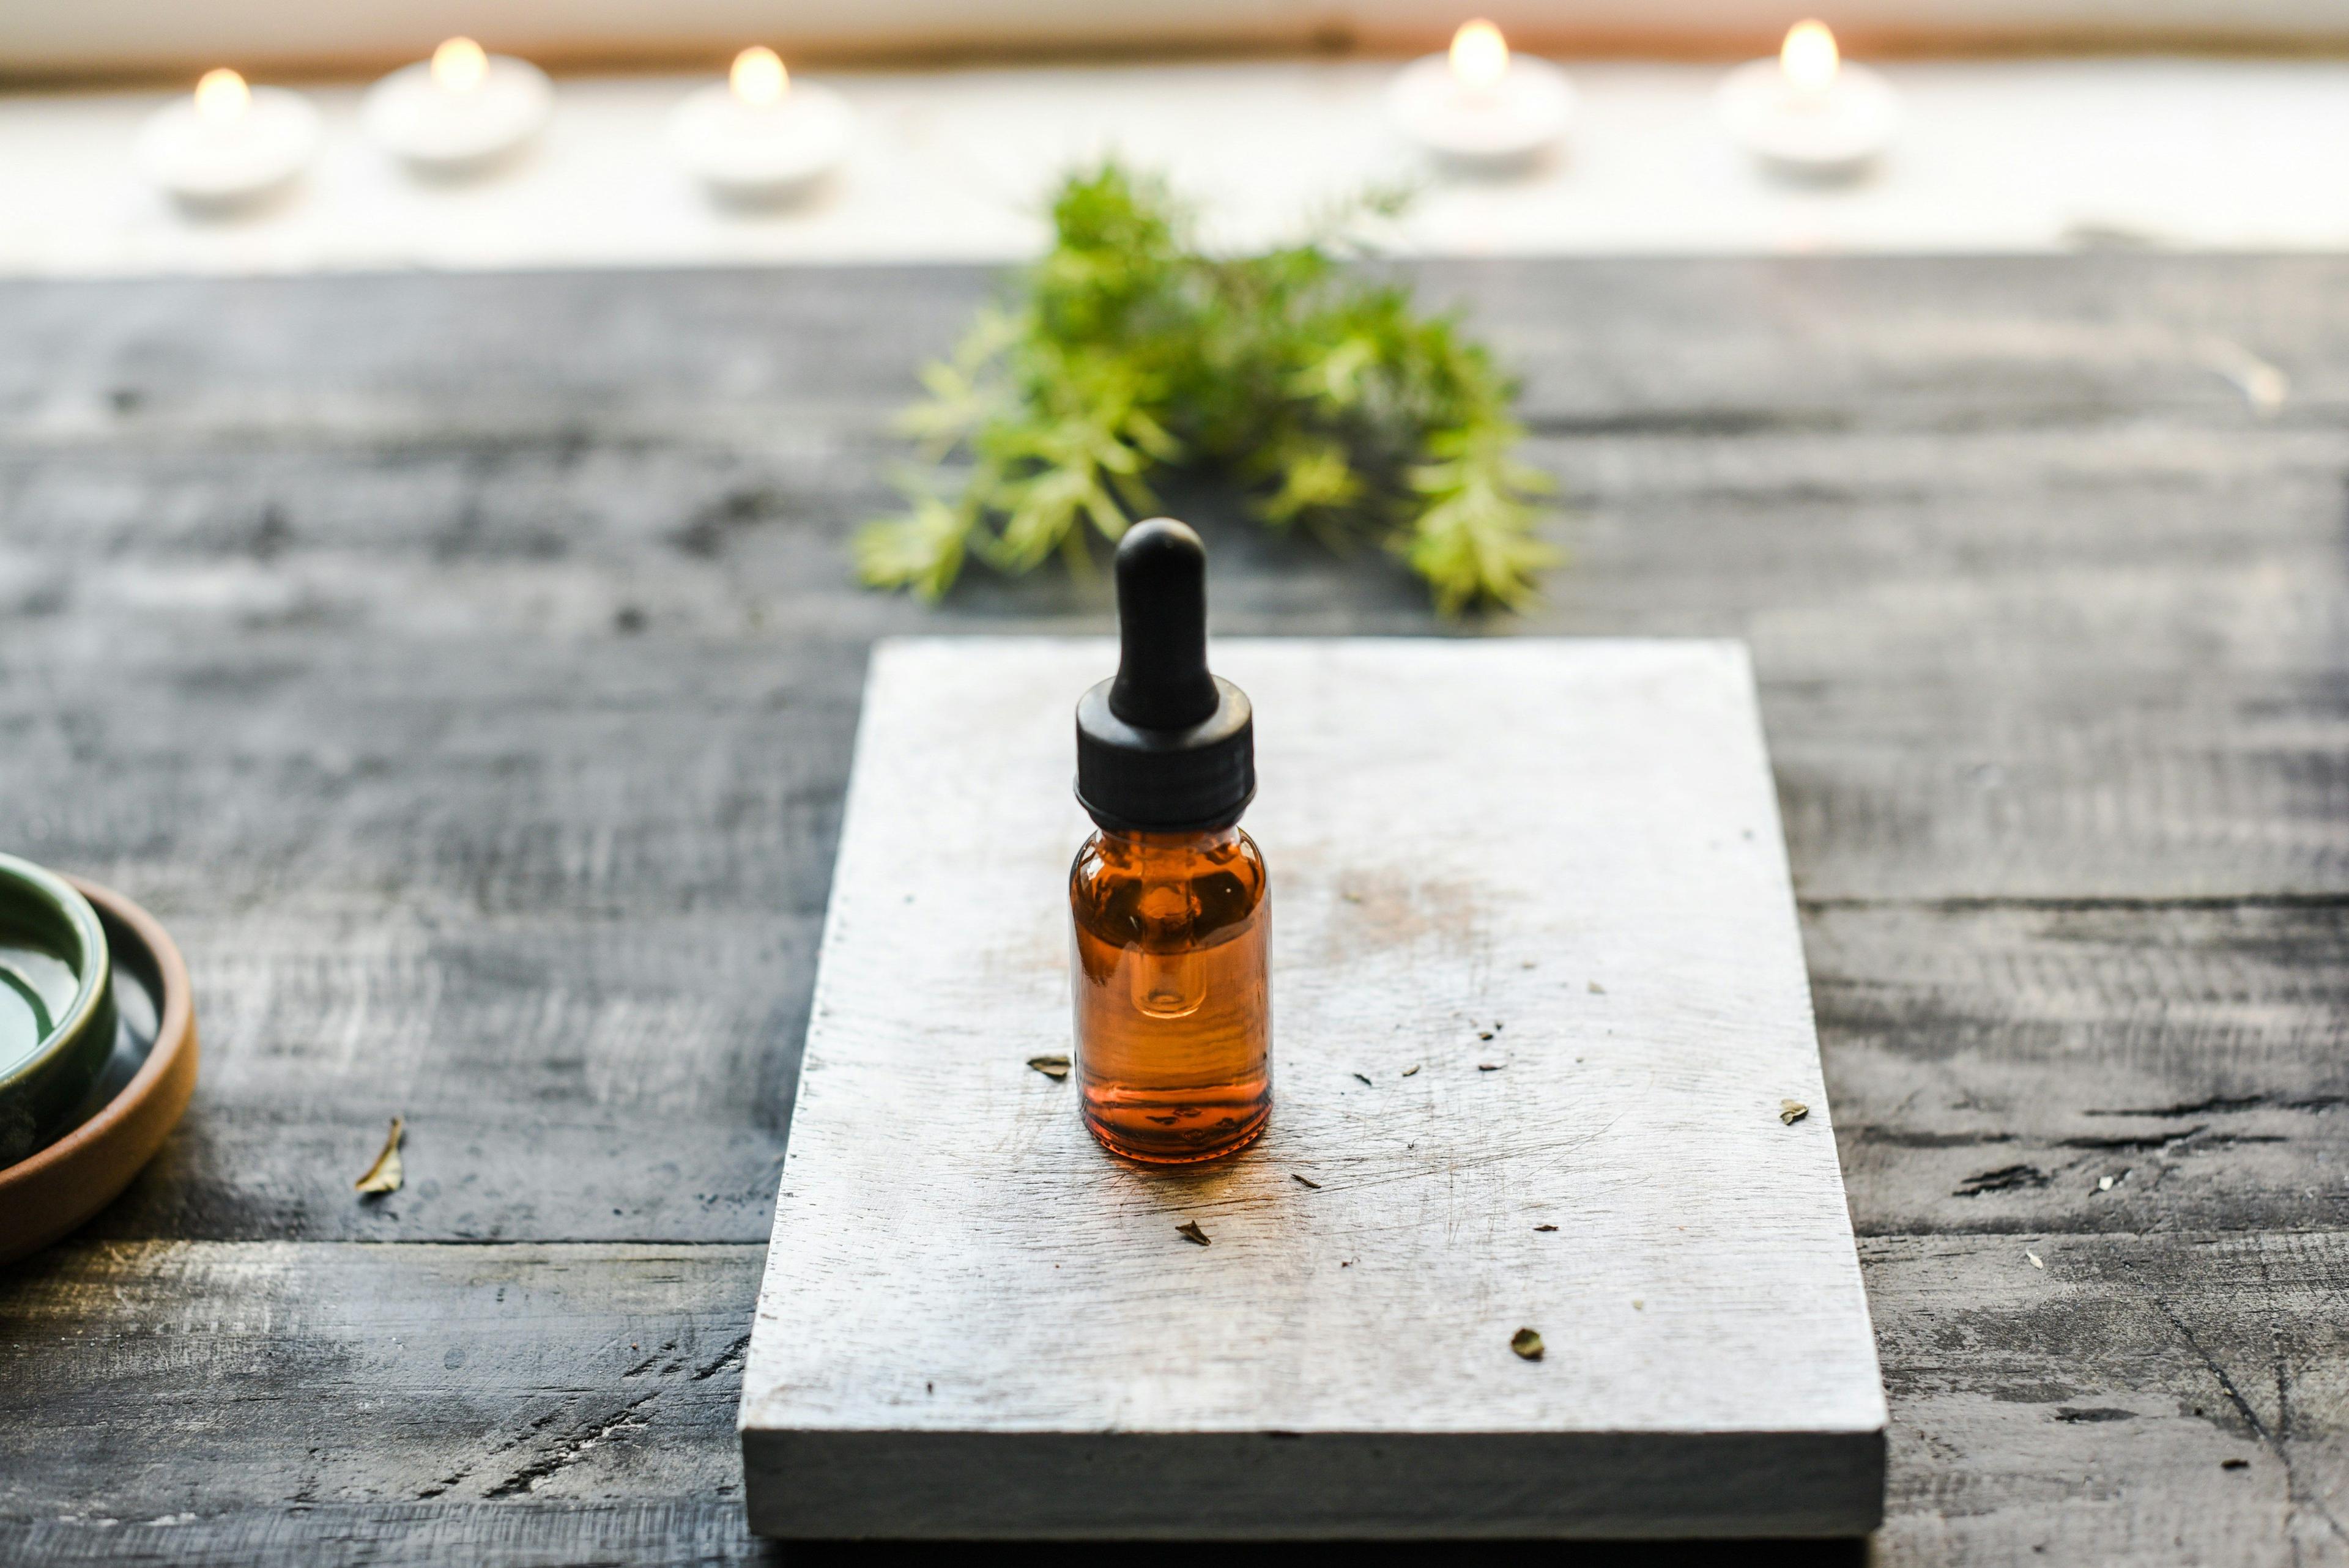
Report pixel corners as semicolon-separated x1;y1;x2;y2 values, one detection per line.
856;162;1554;613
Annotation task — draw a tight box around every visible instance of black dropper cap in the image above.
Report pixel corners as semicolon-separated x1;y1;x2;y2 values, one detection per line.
1075;519;1255;834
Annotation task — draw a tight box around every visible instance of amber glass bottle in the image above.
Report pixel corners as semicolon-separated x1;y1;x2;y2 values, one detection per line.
1071;824;1271;1161
1071;519;1271;1163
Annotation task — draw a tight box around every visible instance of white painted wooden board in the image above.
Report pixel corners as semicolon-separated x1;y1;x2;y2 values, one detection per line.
740;638;1886;1539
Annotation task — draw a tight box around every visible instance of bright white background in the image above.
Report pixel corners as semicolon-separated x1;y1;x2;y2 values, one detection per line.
4;0;2345;75
7;56;2349;277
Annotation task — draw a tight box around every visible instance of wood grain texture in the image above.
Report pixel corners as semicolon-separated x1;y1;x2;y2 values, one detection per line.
1865;1230;2349;1568
741;638;1884;1537
1815;900;2349;1237
0;1504;776;1568
0;1243;760;1516
0;256;2342;1561
0;257;2342;1248
0;1504;1871;1568
7;1230;2345;1565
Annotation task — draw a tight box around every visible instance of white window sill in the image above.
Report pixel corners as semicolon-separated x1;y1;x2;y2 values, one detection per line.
6;57;2347;278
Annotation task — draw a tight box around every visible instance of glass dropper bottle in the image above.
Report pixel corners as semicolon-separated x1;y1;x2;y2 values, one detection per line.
1069;519;1272;1163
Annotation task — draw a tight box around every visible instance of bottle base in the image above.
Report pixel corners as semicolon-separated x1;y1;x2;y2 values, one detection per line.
1082;1098;1270;1165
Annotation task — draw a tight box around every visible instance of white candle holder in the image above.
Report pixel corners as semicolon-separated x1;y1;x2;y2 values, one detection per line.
670;48;852;205
362;39;552;176
1388;20;1573;171
1716;21;1897;180
136;70;318;212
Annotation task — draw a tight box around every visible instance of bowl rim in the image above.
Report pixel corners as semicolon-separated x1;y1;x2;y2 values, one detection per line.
0;876;198;1263
0;851;114;1098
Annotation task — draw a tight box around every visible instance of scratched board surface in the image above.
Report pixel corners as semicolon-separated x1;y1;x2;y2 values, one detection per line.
0;257;2344;1566
741;638;1885;1537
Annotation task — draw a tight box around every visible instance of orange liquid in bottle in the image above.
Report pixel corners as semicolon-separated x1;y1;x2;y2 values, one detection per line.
1070;825;1271;1163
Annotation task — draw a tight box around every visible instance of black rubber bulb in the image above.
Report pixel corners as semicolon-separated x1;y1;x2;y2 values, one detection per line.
1108;519;1220;731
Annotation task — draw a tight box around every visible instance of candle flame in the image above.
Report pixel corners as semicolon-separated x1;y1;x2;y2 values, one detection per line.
730;46;788;108
193;68;251;124
1779;20;1839;95
1449;20;1509;96
431;37;489;94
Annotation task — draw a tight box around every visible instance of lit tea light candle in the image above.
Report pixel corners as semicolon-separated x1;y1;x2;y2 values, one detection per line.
669;46;853;204
1387;20;1573;170
362;36;552;174
1715;20;1898;179
135;68;319;210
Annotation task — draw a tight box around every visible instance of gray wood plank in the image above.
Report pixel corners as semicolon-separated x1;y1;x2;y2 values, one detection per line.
0;1243;760;1516
0;257;2339;1248
0;257;2343;1561
741;639;1882;1539
0;1504;775;1568
18;635;861;1243
1816;900;2349;1236
41;887;2343;1248
2;262;2341;920
1865;1229;2349;1568
6;1232;2346;1565
10;257;2349;435
0;1504;1871;1568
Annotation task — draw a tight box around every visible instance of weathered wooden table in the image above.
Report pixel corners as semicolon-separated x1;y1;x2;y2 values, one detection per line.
0;257;2342;1566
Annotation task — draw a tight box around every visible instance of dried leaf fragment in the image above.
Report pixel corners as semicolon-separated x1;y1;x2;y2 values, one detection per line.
1587;981;1605;994
1292;1174;1321;1190
1401;1065;1421;1078
2026;1250;2044;1270
1176;1221;1211;1247
1027;1055;1071;1080
355;1117;405;1195
1778;1100;1809;1125
1510;1328;1545;1361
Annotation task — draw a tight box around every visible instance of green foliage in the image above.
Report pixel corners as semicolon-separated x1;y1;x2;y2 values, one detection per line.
856;162;1555;613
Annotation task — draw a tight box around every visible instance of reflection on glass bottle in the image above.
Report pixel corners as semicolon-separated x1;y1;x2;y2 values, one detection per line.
1130;883;1203;1018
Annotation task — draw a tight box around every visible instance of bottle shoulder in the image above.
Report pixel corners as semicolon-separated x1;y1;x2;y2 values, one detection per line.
1071;827;1266;889
1070;827;1267;943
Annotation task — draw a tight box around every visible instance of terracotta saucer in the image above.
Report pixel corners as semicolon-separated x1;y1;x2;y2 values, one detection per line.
0;878;198;1267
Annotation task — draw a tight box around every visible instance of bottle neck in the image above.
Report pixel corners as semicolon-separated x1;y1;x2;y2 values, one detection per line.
1093;823;1242;859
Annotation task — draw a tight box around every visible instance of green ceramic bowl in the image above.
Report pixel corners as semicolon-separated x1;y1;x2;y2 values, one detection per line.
0;854;116;1169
